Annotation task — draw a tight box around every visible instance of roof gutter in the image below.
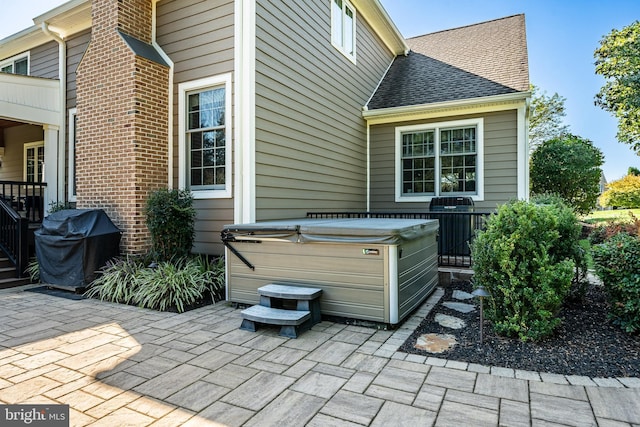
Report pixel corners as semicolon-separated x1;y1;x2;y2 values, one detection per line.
363;91;531;124
40;22;66;203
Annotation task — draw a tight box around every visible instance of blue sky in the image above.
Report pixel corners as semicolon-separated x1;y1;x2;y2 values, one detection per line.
2;0;639;181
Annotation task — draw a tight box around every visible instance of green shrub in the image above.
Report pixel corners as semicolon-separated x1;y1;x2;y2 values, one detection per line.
591;233;640;333
532;194;588;300
48;201;74;214
84;254;225;313
588;212;640;245
471;200;575;341
145;188;196;261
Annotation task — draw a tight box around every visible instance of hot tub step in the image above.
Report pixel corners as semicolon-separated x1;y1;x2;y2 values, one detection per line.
258;283;322;300
240;305;311;338
258;283;322;325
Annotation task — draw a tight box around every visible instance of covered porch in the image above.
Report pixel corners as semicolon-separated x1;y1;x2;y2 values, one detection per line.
0;72;63;278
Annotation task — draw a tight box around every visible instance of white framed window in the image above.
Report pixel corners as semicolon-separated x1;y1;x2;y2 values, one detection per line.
331;0;356;63
395;118;484;202
24;141;44;183
0;53;29;75
178;74;232;199
68;108;77;202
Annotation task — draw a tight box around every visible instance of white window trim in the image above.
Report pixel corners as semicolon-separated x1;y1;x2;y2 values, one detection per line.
178;74;232;199
68;108;77;202
24;140;44;182
331;0;357;64
395;118;484;203
0;52;30;75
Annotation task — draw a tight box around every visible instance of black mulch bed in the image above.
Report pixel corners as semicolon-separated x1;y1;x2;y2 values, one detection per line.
399;280;640;378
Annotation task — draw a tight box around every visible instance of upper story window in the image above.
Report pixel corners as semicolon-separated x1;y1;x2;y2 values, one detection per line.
0;53;28;76
178;74;232;199
396;118;484;202
331;0;356;62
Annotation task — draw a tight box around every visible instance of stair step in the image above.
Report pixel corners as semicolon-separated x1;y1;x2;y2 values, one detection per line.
240;305;312;339
258;283;322;300
0;266;18;280
0;277;32;289
241;305;311;326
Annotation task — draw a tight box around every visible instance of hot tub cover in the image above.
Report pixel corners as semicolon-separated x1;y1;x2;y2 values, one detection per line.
222;218;438;245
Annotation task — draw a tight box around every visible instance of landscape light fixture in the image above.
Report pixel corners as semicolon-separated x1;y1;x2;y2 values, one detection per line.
472;286;490;343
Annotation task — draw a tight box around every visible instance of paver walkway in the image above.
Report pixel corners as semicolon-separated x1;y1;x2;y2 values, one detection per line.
0;285;639;426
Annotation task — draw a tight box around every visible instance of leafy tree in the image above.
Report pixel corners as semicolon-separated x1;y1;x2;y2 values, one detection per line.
629;166;640;176
600;174;640;208
530;135;604;214
529;84;570;150
594;21;640;153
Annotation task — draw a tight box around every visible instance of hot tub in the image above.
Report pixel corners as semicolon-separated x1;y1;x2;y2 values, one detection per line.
222;218;439;326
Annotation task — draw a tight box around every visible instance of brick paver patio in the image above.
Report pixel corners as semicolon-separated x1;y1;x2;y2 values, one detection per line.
0;286;638;426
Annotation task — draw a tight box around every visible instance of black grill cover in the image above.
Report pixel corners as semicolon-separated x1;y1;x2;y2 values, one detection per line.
35;209;122;288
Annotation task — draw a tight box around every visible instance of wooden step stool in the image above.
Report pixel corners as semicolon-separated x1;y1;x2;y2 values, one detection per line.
240;284;322;338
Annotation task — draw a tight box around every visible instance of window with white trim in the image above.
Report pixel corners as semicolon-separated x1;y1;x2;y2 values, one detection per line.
24;141;44;183
68;108;77;201
331;0;356;62
396;118;484;202
0;53;28;75
178;74;232;199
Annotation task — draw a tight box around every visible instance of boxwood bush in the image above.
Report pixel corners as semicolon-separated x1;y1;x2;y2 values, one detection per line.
591;232;640;333
471;200;575;341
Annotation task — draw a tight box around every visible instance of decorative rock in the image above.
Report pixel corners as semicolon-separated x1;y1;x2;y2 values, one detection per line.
442;301;476;313
452;290;474;300
434;313;466;329
414;333;457;353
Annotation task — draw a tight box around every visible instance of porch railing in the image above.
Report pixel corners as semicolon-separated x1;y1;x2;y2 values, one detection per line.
306;211;492;268
0;180;47;223
0;198;28;277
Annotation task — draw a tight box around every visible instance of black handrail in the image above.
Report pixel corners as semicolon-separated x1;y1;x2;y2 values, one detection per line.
0;198;28;277
0;180;47;223
306;211;492;268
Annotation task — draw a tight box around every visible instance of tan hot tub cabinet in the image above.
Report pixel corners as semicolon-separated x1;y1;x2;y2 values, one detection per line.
222;218;439;326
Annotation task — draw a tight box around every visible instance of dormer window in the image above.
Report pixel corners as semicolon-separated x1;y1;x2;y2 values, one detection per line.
331;0;356;63
0;54;28;75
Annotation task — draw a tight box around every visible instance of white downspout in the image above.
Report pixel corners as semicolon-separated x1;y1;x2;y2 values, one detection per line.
366;122;370;211
41;22;66;210
151;0;174;188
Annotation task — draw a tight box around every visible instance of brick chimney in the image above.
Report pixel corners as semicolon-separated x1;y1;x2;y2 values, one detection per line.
76;0;170;254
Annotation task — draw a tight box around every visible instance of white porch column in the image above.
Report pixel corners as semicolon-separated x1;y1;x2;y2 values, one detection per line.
43;124;60;215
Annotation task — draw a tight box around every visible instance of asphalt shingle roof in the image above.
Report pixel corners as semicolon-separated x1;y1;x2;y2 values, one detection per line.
367;14;530;110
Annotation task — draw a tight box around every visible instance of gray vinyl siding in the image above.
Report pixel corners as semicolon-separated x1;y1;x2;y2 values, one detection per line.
157;0;235;255
369;110;519;211
30;41;58;79
254;0;394;220
66;30;91;109
0;125;43;182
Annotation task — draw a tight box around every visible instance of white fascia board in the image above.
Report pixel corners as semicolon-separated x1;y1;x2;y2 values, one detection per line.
33;0;90;25
1;0;91;58
0;26;49;60
363;92;531;125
